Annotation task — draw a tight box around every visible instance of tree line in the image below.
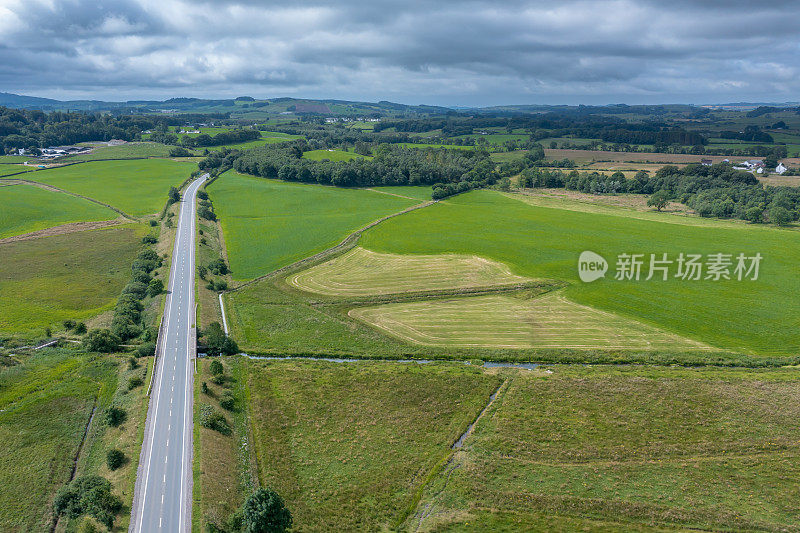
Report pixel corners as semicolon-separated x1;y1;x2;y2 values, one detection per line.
229;141;497;195
0;106;226;152
517;162;799;224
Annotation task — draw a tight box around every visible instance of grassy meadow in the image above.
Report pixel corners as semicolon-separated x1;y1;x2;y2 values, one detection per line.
356;190;800;356
66;142;177;161
302;149;369;162
245;359;501;531
0;183;117;239
0;224;146;337
410;366;800;532
0;164;30;177
0;349;116;531
208;172;417;280
31;159;196;216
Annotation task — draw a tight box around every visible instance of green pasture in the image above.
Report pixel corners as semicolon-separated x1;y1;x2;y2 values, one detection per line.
0;183;116;239
412;366;800;531
208;172;415;280
0;164;30;177
246;359;500;531
368;185;433;200
31;159;196;216
302;149;369;162
0;224;146;336
357;190;800;356
67;142;177;161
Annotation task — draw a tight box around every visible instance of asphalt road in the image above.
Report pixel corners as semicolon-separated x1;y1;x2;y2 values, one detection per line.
130;175;205;532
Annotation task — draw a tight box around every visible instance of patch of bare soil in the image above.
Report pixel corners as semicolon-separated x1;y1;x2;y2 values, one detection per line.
0;218;127;245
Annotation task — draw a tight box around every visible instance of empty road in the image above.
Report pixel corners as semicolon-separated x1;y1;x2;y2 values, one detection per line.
130;175;206;532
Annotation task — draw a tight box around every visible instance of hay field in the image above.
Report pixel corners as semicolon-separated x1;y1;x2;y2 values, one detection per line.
289;247;530;296
350;292;710;350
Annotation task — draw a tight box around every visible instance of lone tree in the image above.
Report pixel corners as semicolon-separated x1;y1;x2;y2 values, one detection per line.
241;488;292;533
647;190;670;211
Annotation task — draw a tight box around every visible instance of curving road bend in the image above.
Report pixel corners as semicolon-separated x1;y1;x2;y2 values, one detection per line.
130;175;206;532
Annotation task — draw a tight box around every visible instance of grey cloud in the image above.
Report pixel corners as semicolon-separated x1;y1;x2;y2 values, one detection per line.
1;0;799;105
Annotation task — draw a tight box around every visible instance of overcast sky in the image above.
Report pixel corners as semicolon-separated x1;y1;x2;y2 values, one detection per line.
0;0;798;106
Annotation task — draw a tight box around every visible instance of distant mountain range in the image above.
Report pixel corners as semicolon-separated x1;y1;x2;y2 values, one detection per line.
0;92;454;118
1;91;798;117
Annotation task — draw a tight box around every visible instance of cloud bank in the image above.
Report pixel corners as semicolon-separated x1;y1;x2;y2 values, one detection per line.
1;0;798;105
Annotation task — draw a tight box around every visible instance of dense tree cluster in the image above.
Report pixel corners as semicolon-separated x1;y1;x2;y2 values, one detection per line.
232;141;496;193
0;107;222;152
53;476;122;529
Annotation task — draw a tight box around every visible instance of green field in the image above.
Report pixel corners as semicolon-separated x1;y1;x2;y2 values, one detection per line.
0;349;117;531
246;359;501;531
208;172;417;280
411;366;800;531
0;164;30;177
67;142;177;161
289;247;530;296
369;185;433;200
356;190;800;356
350;292;711;350
31;159;196;216
302;149;369;162
0;183;117;239
0;224;146;336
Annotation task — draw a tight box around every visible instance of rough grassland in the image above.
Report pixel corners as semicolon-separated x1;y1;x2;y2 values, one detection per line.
208;172;416;280
358;190;800;356
0;349;117;532
289;247;530;296
350;292;711;350
0;183;116;238
246;359;501;532
31;159;196;216
411;366;800;532
302;149;368;162
0;224;146;336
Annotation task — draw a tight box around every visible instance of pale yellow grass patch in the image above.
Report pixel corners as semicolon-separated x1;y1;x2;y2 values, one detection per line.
349;292;712;350
288;247;531;296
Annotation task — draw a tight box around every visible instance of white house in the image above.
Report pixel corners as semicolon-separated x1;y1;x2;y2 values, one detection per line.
776;162;788;175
